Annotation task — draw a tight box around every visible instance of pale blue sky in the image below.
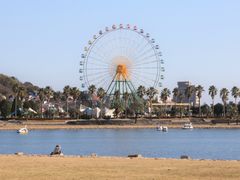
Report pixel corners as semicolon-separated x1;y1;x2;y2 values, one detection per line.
0;0;240;103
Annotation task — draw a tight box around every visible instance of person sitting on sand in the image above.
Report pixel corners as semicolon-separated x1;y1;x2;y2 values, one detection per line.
50;145;62;155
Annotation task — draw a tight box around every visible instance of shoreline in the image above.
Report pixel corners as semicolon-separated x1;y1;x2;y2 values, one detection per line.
1;122;240;130
1;153;240;161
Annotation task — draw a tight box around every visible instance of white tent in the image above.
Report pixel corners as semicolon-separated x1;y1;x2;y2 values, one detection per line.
93;107;101;118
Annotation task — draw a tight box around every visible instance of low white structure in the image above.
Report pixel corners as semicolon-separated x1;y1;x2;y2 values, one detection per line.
93;107;101;118
103;108;115;118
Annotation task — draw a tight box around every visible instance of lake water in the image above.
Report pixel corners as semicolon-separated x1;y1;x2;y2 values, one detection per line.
0;128;240;160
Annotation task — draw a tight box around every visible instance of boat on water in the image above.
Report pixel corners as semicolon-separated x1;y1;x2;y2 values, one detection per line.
156;125;168;132
17;126;28;134
162;126;168;132
182;123;193;129
156;125;163;131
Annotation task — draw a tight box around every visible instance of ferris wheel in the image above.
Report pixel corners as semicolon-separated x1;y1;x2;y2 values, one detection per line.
80;24;164;94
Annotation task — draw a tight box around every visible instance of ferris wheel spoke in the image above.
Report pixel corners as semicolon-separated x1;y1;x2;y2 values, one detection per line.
133;34;148;57
89;74;110;88
132;69;159;76
86;61;111;67
132;71;157;83
134;47;155;61
97;77;111;89
88;56;113;66
128;66;158;70
134;53;158;64
90;49;112;63
130;73;154;88
86;71;109;78
86;67;110;70
134;59;159;67
132;41;151;60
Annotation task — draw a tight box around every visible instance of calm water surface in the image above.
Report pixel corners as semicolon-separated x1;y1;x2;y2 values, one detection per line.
0;128;240;160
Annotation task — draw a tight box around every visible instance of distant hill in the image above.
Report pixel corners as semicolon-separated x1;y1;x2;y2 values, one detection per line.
0;73;40;99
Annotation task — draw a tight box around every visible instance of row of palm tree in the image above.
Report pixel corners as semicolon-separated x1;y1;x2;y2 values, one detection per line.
163;85;239;117
9;81;240;119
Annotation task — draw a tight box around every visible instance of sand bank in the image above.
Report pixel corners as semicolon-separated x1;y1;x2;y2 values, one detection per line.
0;155;239;180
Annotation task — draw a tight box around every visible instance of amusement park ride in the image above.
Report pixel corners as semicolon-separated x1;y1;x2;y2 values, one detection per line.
80;24;164;106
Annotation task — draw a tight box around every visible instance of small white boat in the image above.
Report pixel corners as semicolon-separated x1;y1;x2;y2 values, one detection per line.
156;125;163;131
17;126;28;134
182;123;193;129
162;126;168;132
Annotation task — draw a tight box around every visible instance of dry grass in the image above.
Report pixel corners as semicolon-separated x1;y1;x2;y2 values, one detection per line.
0;155;240;180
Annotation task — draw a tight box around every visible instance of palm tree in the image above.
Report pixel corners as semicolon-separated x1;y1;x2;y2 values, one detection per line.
209;85;217;116
231;86;239;105
38;88;45;118
196;85;204;117
137;85;146;98
88;84;96;108
160;88;171;117
220;88;229;118
12;83;19;117
185;85;195;117
172;87;179;103
70;87;81;118
146;87;158;116
97;87;106;118
63;85;71;115
97;87;106;101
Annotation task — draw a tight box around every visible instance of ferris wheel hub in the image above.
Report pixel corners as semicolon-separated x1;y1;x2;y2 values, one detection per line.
116;64;128;80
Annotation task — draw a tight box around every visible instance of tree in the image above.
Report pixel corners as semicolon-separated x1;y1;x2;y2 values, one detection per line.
88;85;96;108
38;88;45;118
201;104;211;117
214;103;223;117
209;85;217;116
70;87;81;118
185;85;195;117
63;85;71;115
196;85;204;117
44;86;53;103
172;88;179;103
137;85;146;98
231;86;239;105
18;87;26;113
161;88;171;117
178;92;184;118
0;99;12;118
44;86;53;118
112;90;123;117
12;83;19;117
220;88;229;118
97;87;106;118
122;92;130;118
146;87;158;116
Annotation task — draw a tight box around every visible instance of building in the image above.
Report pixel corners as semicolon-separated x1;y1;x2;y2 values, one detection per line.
173;81;199;107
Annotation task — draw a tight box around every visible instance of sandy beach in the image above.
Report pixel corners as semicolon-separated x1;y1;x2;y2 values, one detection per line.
0;155;240;180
